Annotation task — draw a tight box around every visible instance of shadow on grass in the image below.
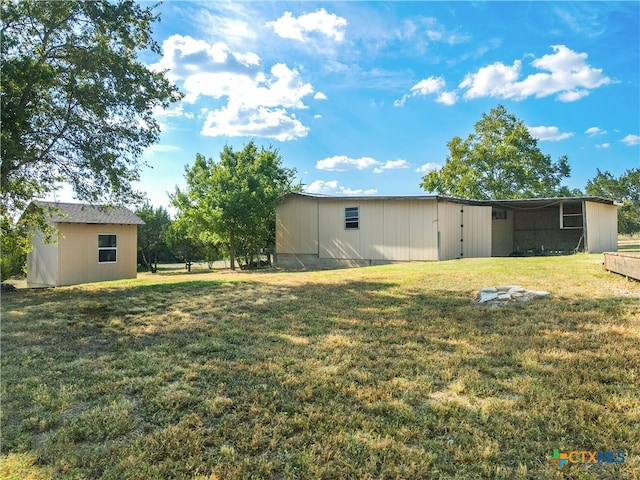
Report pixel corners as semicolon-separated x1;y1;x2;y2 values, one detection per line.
2;276;639;479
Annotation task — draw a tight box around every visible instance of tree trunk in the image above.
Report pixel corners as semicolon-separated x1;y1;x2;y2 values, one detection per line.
141;249;152;272
152;250;157;274
229;229;236;270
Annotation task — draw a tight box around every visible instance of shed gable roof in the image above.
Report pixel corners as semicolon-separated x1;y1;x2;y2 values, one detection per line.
31;201;145;225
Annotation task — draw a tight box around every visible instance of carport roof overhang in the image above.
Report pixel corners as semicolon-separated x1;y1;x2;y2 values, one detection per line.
487;197;621;209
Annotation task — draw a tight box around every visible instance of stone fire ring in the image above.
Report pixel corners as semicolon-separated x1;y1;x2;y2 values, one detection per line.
475;286;550;306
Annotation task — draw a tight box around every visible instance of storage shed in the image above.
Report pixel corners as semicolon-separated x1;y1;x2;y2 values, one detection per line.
26;201;144;287
275;193;618;268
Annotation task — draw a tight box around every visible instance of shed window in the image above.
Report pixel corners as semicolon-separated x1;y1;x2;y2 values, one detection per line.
345;207;359;229
98;234;117;263
560;202;584;229
492;209;507;220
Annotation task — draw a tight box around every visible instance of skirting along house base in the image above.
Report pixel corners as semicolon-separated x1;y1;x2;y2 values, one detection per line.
275;193;619;269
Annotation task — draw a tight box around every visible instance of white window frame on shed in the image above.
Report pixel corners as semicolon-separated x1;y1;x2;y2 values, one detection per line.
345;207;359;230
98;234;117;263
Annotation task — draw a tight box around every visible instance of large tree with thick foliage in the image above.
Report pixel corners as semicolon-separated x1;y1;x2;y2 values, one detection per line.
172;142;299;270
421;105;571;199
586;168;640;235
0;0;180;279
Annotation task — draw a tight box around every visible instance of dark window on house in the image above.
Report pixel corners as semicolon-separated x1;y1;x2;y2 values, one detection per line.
492;209;507;220
98;234;117;263
345;207;359;229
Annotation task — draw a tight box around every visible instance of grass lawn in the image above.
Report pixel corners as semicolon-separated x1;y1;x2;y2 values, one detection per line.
1;255;639;479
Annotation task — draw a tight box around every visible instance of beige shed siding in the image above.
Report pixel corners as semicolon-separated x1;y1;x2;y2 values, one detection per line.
318;200;370;260
463;204;492;258
585;201;618;253
57;223;138;286
275;195;319;254
437;202;463;260
408;200;439;260
437;202;491;260
381;200;410;260
317;199;440;261
26;227;59;286
358;200;385;259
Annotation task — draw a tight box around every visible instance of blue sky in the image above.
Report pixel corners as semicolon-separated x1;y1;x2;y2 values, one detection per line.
74;2;640;208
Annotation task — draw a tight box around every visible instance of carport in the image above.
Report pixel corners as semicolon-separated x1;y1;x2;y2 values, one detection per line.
489;197;619;256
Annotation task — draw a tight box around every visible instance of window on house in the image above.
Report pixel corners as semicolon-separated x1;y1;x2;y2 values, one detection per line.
98;234;117;263
345;207;359;229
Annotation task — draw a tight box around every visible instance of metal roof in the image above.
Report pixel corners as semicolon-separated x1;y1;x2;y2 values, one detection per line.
31;201;145;225
281;192;620;208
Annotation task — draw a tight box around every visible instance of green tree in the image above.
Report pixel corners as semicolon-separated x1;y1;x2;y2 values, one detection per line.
165;215;204;272
586;168;640;235
421;105;571;199
172;142;299;270
1;0;181;277
136;203;171;273
1;218;28;282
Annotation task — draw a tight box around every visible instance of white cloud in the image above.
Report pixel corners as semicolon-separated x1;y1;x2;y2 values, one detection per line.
394;95;410;107
182;62;313;109
460;60;521;99
152;34;314;141
373;159;410;173
595;143;610;149
317;155;380;171
416;162;442;173
411;77;445;95
528;125;574;142
622;134;640;146
201;105;309;141
397;76;457;107
189;5;259;46
436;91;458;105
397;75;458;106
304;180;377;196
585;126;606;136
305;180;339;194
267;9;347;43
460;45;612;102
341;188;378;195
152;35;261;82
314;114;323;119
143;144;181;155
314;92;328;100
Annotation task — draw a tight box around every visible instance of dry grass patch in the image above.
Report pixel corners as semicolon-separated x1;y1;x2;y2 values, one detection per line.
2;254;639;479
